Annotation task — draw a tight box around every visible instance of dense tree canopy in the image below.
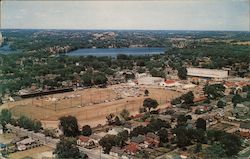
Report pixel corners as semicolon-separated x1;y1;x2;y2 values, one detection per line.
204;84;225;99
196;118;206;131
177;67;187;80
143;98;159;112
54;137;82;159
59;116;79;137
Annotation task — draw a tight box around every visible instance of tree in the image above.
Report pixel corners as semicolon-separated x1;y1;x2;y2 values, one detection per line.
0;109;12;124
206;143;226;159
54;137;81;159
177;67;187;80
143;98;159;112
196;118;206;131
158;128;169;144
130;125;147;138
181;91;194;106
81;73;92;86
106;113;115;125
99;135;117;154
204;84;225;99
117;130;129;147
173;127;191;147
81;125;92;136
146;118;171;132
232;94;244;106
120;109;130;121
114;116;122;126
220;133;241;157
217;99;226;108
177;114;188;127
32;120;42;132
59;116;79;137
93;73;107;85
144;89;149;96
195;143;202;153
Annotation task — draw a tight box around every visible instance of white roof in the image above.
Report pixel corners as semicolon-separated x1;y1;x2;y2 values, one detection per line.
187;67;228;78
17;138;35;145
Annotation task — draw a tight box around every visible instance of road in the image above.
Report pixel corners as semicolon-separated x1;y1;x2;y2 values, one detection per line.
6;124;116;159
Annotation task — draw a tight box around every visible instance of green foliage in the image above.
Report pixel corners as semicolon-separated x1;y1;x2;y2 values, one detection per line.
204;84;225;99
206;143;226;159
177;114;188;127
181;91;194;106
54;137;81;159
116;130;129;147
137;67;146;73
196;118;206;131
158;128;169;144
81;125;92;136
146;118;171;132
120;109;130;121
177;67;187;80
232;94;244;106
93;72;108;85
206;130;242;157
0;109;12;124
217;99;226;108
99;135;117;154
130;125;147;138
143;98;159;112
171;97;181;105
17;115;42;132
149;68;165;78
220;133;241;156
59;116;79;137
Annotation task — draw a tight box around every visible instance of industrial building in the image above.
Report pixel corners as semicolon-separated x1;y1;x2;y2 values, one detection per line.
0;32;3;46
187;67;228;79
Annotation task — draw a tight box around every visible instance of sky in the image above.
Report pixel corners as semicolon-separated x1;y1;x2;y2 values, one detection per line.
1;0;249;31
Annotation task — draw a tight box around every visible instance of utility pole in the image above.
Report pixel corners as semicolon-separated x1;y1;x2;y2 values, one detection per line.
81;94;83;106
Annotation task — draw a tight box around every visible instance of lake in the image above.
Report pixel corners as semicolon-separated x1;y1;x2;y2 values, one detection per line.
66;47;166;57
0;44;18;54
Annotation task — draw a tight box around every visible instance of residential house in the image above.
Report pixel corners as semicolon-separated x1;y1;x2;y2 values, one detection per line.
158;115;172;123
16;137;36;151
130;135;145;145
234;104;249;117
0;124;3;134
124;142;140;155
239;121;250;139
77;136;95;147
89;134;103;145
0;143;7;151
110;146;126;158
108;127;125;135
145;132;160;148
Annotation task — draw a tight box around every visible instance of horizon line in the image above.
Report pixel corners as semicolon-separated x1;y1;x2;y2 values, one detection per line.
0;28;249;32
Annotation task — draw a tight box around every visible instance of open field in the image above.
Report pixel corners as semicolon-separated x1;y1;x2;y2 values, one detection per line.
6;85;181;128
8;146;54;159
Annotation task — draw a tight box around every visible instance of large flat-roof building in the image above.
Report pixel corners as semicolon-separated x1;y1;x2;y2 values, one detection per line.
187;67;228;78
0;32;3;46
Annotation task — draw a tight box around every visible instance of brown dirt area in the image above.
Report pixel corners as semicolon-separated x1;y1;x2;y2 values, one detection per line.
8;146;53;159
6;86;181;128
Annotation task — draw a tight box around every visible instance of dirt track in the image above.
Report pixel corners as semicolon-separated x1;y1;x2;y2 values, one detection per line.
5;86;180;128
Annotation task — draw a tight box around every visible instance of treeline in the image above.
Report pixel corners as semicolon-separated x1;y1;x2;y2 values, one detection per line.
0;109;42;132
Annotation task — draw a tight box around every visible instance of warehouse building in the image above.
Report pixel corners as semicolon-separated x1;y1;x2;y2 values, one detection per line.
187;67;228;79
